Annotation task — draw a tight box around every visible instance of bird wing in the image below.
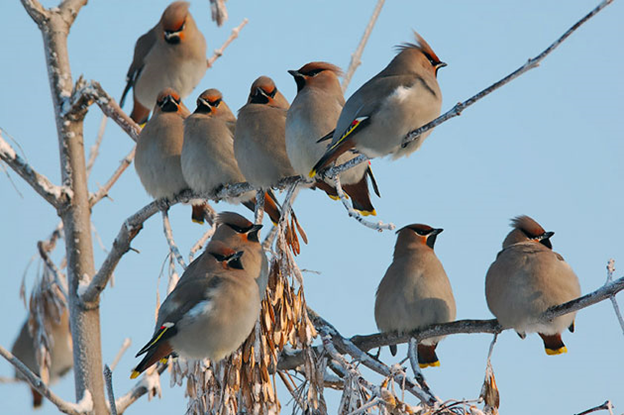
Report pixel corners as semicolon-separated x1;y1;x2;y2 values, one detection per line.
120;27;158;107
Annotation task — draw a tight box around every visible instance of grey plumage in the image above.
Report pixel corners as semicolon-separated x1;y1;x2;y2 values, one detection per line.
485;215;581;355
375;224;455;367
134;88;190;200
234;76;296;188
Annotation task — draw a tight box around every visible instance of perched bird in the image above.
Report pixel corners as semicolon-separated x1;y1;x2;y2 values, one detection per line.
375;224;456;368
286;62;380;216
131;241;261;378
208;211;268;296
181;89;284;224
11;310;73;408
310;31;446;177
234;76;295;189
485;215;581;355
234;76;307;253
134;88;191;204
120;1;207;124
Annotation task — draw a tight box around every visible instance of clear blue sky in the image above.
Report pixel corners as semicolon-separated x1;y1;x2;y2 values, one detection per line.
1;1;623;413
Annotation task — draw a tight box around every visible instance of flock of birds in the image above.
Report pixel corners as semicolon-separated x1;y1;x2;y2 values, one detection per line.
9;0;583;408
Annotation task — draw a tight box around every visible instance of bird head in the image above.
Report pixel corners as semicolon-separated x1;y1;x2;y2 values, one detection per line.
248;76;289;109
398;223;443;249
397;30;447;77
288;62;343;93
161;1;191;44
215;212;263;243
503;215;554;249
155;88;182;113
207;242;246;270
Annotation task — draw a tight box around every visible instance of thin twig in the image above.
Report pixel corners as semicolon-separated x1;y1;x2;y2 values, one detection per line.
189;225;216;262
86;115;108;178
341;0;385;92
400;0;615;149
207;18;249;68
162;210;187;270
36;241;69;299
115;364;166;414
605;259;624;336
575;400;615;415
0;344;91;415
254;190;265;224
0;128;71;209
110;338;132;372
334;175;395;231
104;365;118;415
407;338;435;402
89;147;135;207
20;0;49;25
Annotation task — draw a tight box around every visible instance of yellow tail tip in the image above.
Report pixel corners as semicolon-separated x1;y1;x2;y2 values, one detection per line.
192;218;205;225
160;357;169;364
545;346;567;356
130;370;141;379
419;360;440;369
328;194;340;201
308;169;317;178
358;209;377;217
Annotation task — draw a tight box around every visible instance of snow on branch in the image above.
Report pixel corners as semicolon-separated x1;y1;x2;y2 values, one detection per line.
206;18;249;68
341;0;385;92
20;0;49;25
334;175;395;232
63;78;141;142
0;344;92;415
0;128;71;209
400;0;614;149
115;364;166;414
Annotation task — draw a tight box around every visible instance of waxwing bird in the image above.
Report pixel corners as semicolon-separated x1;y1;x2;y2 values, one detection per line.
208;211;269;295
131;242;261;378
286;62;380;216
485;215;581;355
375;224;456;368
234;76;307;253
234;76;295;188
120;1;207;124
310;31;446;177
181;89;284;225
135;88;191;202
11;310;73;408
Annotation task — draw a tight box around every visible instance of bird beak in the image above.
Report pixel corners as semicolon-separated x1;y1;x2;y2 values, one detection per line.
247;224;263;242
288;69;301;78
543;231;555;240
432;228;444;236
436;62;447;69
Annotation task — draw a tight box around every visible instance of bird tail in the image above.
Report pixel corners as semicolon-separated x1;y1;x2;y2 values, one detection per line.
309;137;355;178
31;387;43;408
343;174;376;217
129;96;150;125
191;202;209;224
312;180;340;200
539;333;568;355
417;343;441;368
389;344;398;356
131;324;177;378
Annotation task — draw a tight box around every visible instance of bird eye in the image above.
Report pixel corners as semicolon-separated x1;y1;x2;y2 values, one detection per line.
210;99;222;107
305;69;323;77
267;88;277;98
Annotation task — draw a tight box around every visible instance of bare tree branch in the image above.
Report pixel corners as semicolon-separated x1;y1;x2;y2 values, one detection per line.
110;338;132;372
115;364;166;414
162;209;187;270
209;0;228;27
575;400;615;415
207;18;249;68
58;0;87;27
86;116;108;178
334;175;395;231
341;0;385;92
64;79;141;142
605;259;624;336
89;147;136;207
104;365;118;415
0;129;71;209
400;0;614;149
0;344;91;415
20;0;49;25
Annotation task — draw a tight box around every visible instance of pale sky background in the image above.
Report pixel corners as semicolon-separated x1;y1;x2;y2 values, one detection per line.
1;1;623;414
